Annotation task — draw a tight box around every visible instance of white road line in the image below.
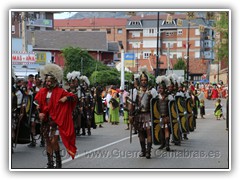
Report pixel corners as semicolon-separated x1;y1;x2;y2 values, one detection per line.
62;134;138;164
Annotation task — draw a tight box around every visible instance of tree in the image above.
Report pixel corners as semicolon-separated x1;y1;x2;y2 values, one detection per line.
214;12;229;65
173;58;186;71
62;46;110;80
89;70;120;87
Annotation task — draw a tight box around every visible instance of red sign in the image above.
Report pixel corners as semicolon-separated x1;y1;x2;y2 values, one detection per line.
12;52;36;64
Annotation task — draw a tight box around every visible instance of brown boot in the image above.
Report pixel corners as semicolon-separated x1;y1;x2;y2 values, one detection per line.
146;143;152;159
55;151;62;168
139;141;146;157
47;152;54;168
165;138;170;151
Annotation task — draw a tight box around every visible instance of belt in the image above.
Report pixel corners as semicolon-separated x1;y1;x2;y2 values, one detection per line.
140;111;150;114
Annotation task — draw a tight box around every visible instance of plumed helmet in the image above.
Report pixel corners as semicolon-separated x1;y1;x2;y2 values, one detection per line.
40;63;63;83
67;71;81;82
167;74;175;87
80;75;90;86
156;75;170;89
139;66;149;81
177;76;185;87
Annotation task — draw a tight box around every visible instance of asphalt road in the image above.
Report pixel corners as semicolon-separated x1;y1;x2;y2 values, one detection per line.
11;98;229;170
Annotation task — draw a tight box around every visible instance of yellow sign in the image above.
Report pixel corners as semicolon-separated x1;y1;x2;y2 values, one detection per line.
125;60;135;68
199;25;205;32
166;14;173;23
35;52;47;65
177;19;183;26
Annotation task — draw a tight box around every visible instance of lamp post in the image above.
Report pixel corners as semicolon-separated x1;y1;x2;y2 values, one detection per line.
155;12;160;77
185;12;196;87
119;42;125;90
186;20;190;87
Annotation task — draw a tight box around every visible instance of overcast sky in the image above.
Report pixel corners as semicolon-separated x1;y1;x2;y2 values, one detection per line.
54;12;78;19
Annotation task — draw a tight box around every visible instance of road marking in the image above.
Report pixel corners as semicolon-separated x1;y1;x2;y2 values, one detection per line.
62;134;138;164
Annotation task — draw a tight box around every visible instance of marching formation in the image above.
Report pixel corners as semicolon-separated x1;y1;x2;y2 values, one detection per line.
126;67;199;159
11;64;200;168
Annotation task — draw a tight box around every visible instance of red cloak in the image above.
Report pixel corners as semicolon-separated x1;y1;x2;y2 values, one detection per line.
35;87;77;159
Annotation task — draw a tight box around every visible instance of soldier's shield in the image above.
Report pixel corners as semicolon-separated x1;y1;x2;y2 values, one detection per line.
175;96;189;134
150;97;164;145
168;100;182;144
13;94;32;144
186;98;194;132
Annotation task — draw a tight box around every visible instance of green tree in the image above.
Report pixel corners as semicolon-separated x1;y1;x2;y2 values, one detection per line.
89;70;120;87
62;46;110;79
214;12;229;65
173;58;186;71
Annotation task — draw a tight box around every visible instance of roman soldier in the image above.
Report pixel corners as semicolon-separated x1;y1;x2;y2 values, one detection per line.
66;71;82;136
28;74;44;148
129;66;157;159
35;64;77;168
155;75;171;151
176;77;190;140
167;74;182;146
79;75;93;135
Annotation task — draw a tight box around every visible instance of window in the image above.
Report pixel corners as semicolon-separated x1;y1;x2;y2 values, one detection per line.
118;41;122;47
194;76;202;81
12;25;15;34
117;53;121;58
79;29;86;31
149;29;155;34
177;41;182;47
166;32;174;37
143;52;151;59
195;29;200;35
92;29;100;31
107;29;111;34
117;28;123;34
195;52;200;58
61;29;65;31
129;21;141;26
195;40;200;47
177;29;183;35
165;42;174;48
132;31;140;37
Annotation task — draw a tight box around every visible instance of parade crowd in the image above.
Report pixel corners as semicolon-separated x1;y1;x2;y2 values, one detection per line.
11;64;228;168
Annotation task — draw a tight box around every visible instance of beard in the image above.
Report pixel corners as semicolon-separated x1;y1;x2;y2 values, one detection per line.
141;83;148;88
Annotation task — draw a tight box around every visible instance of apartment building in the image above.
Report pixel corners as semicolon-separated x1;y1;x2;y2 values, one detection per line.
11;11;54;38
125;14;214;79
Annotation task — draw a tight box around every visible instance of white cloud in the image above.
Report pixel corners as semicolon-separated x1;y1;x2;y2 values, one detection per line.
54;12;78;19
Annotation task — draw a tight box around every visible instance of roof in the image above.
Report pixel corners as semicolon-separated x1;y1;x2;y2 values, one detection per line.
128;14;187;21
128;55;208;75
127;16;208;29
28;30;107;51
189;59;208;74
54;18;127;28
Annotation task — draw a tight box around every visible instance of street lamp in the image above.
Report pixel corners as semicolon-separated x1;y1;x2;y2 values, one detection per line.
155;11;160;77
185;12;195;87
119;42;125;90
186;20;190;87
135;41;141;73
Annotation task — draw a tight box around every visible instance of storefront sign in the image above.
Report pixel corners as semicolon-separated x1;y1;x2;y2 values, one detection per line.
12;52;36;64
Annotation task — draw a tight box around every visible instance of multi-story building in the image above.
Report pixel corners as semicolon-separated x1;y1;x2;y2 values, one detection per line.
126;14;215;79
54;18;127;61
11;11;54;38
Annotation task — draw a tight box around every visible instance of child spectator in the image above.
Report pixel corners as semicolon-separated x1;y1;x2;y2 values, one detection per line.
214;99;225;120
200;99;205;119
